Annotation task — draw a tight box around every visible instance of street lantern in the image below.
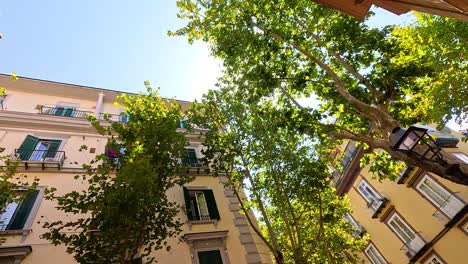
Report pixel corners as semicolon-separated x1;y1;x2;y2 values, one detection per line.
390;126;468;181
390;126;445;165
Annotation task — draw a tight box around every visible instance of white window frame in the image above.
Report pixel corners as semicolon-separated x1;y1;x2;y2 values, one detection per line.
357;179;384;211
416;174;464;218
387;213;425;253
462;221;468;234
452;152;468;164
423;254;444;264
364;243;387;264
343;213;362;236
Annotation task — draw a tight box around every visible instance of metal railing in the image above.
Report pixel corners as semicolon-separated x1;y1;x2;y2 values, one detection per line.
39;106;128;122
401;234;425;259
11;149;66;163
182;158;206;168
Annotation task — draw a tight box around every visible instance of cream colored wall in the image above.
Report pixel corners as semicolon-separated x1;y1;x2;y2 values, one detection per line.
2;90;97;114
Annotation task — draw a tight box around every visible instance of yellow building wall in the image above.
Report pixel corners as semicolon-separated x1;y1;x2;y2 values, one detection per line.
347;132;468;264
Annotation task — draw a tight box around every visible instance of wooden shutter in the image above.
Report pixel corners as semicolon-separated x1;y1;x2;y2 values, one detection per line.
63;107;74;117
54;107;64;116
183;187;193;220
7;190;39;230
203;190;220;220
18;135;40;160
45;140;62;158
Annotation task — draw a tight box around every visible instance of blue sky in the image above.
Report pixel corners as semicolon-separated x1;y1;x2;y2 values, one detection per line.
0;1;412;101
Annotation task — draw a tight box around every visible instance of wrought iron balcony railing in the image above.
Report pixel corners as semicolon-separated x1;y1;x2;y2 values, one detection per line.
11;149;66;162
39;106;129;122
182;158;206;168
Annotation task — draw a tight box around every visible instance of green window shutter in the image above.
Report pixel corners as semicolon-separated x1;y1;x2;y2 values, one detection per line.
198;250;223;264
203;190;220;220
183;187;193;220
45;140;62;158
7;190;39;230
18;135;40;160
63;107;74;117
54;107;64;116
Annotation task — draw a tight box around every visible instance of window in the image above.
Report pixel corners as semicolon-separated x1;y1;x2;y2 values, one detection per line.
177;118;186;128
357;180;384;210
0;190;40;231
198;250;224;264
343;213;363;236
52;106;75;117
453;153;468;164
364;243;387;264
17;135;62;161
387;213;425;254
119;113;130;123
182;148;202;167
183;231;229;264
416;175;464;218
183;187;220;221
424;255;444;264
459;217;468;235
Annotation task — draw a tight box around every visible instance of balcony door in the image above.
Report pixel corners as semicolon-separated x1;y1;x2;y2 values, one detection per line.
416;175;464;218
18;135;61;161
387;213;424;254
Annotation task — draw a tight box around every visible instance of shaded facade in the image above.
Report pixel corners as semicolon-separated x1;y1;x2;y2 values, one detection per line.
0;74;272;264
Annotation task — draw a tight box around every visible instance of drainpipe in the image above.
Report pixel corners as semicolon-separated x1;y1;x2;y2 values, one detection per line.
94;92;105;118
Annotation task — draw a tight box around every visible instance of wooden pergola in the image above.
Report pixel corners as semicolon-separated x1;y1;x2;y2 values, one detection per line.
315;0;468;21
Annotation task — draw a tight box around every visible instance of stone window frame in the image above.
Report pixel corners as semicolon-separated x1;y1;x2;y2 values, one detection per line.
0;186;45;236
420;249;447;264
184;186;220;228
183;230;230;264
0;245;32;264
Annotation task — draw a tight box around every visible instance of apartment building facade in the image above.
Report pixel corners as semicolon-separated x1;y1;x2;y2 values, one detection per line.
332;128;468;264
0;74;272;264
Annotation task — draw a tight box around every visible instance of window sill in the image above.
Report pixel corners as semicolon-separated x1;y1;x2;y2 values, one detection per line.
0;229;31;236
188;219;218;225
187;220;218;230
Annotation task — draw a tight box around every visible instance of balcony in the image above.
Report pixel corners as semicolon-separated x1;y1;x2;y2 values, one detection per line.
401;234;426;259
9;149;66;170
181;158;209;174
39;106;128;122
369;198;389;218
